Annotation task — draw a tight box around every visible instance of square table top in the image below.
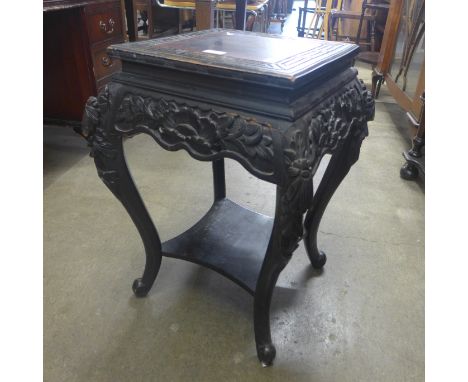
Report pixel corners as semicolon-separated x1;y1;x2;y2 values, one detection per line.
108;29;359;88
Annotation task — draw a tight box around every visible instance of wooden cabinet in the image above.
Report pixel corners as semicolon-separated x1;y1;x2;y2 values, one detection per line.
85;1;124;44
44;0;125;123
375;0;424;180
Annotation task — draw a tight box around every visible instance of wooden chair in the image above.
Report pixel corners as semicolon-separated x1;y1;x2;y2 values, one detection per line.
131;0;155;39
306;0;342;40
269;0;288;31
152;0;258;32
329;0;390;97
152;0;196;33
216;0;271;32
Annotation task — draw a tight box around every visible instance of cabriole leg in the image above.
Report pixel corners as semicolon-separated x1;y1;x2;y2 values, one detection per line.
82;87;163;298
93;138;163;297
253;251;284;367
303;132;365;269
254;182;306;366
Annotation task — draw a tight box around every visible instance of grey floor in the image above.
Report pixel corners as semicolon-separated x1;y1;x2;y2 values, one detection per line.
44;62;424;381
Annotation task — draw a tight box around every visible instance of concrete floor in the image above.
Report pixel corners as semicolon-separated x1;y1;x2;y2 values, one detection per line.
44;63;424;381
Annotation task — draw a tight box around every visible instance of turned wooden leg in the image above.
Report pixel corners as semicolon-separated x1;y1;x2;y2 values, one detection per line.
303;130;365;268
331;16;338;41
370;20;376;52
93;137;163;297
375;76;383;99
212;159;226;201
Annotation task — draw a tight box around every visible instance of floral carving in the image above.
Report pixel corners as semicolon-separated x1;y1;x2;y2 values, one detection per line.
79;81;374;258
114;95;275;176
278;80;374;257
80;86;122;190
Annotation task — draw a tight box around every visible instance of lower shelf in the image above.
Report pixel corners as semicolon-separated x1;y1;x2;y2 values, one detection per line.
162;198;274;295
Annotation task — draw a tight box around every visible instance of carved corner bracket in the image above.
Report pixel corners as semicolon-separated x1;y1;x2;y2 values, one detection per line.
277;79;374;258
81;86;124;193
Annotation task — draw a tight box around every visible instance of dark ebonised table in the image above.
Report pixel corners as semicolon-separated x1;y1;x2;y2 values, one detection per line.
80;29;374;366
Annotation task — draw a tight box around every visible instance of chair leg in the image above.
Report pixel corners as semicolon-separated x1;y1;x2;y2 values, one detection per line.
331;16;338;40
246;13;256;31
370;20;376;52
375;76;383;98
177;9;182;33
355;0;367;45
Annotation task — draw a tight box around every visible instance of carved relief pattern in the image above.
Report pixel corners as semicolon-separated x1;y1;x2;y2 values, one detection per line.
81;86;122;193
114;95;275;179
117;95;273;156
278;80;374;257
81;81;374;259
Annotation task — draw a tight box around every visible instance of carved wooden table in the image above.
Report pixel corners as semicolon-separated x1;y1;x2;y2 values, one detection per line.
80;29;374;366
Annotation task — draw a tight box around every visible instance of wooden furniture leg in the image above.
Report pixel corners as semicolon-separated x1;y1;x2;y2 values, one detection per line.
212;159;226;201
303;121;367;268
196;0;215;30
254;192;290;366
82;86;163;297
297;0;309;37
355;0;367;45
235;0;247;30
371;68;384;98
124;0;137;41
400;93;425;180
254;170;317;365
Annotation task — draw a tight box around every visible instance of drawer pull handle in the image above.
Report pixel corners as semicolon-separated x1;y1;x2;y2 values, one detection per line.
101;55;112;67
99;18;115;34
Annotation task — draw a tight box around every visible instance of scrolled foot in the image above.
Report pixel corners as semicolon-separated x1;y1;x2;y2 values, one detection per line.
257;343;276;367
310;251;327;269
400;162;418;180
132;278;151;297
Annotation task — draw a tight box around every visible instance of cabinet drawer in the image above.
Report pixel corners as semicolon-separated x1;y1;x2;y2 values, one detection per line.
92;45;121;81
86;1;124;45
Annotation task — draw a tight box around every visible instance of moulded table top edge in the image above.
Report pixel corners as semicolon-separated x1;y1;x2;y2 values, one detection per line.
108;29;360;87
